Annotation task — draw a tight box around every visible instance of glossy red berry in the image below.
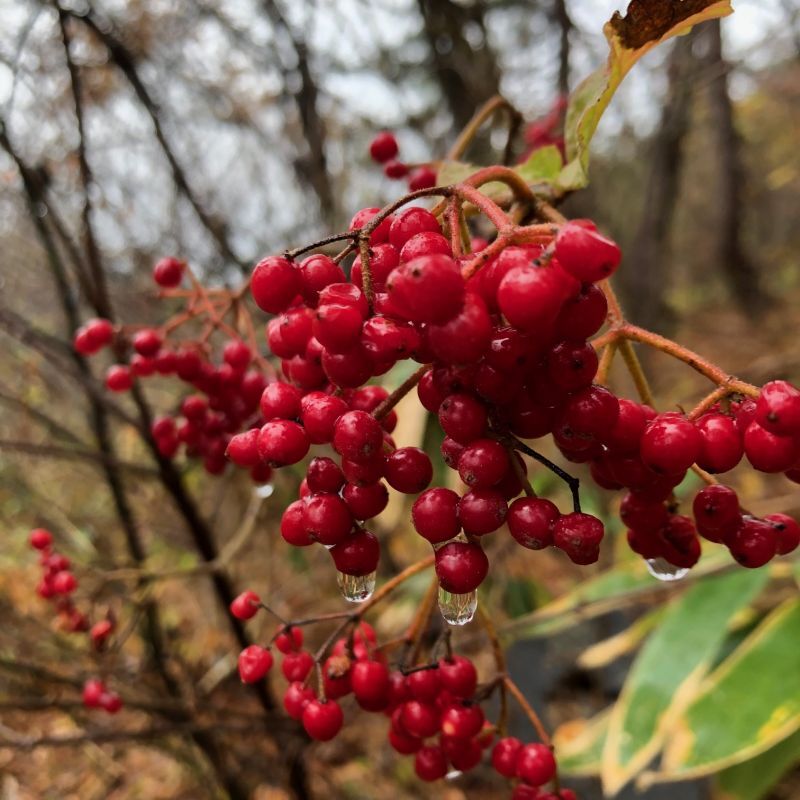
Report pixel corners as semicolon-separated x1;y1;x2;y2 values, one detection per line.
692;485;741;542
441;703;484;739
251;256;300;314
458;489;508;536
435;541;489;594
330;529;380;575
302;698;343;741
275;625;304;654
555;220;621;282
152;256;184;287
412;488;461;544
744;422;800;473
457;439;509;488
30;528;53;550
508;497;559;550
284;681;315;719
332;410;382;463
281;500;314;547
401;700;441;738
282;650;314;682
352;660;390;710
727;518;777;568
546;340;599;392
384;447;433;494
640;414;702;475
387;254;465;324
438;655;477;697
238;645;273;683
343;481;389;520
303;493;353;546
498;265;566;335
695;413;744;473
230;590;261;620
408;166;437;191
132;328;162;357
369;131;399;163
516;742;557;785
553;512;604;565
52;570;77;594
225;429;261;467
82;678;105;708
755;380;800;437
257;420;309;466
105;365;133;392
406;668;440;703
765;513;800;555
414;745;448;781
492;736;523;777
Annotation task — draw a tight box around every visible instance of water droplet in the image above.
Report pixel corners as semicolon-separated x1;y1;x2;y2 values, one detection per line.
337;571;376;603
445;769;462;781
253;483;275;499
646;557;688;582
438;587;477;626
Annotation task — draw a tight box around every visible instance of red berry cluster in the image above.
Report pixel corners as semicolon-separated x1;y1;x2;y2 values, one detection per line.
28;528;121;713
368;131;437;191
229;592;576;795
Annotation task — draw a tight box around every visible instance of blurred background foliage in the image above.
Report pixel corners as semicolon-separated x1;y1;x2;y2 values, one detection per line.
0;1;799;798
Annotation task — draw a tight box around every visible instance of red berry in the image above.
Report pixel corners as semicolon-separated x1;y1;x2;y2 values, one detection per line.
29;528;53;550
260;382;301;421
457;439;509;488
727;518;777;568
349;207;393;245
99;691;123;714
516;742;557;785
407;668;441;703
82;678;105;708
238;645;273;683
492;736;523;777
225;429;261;467
369;131;399;163
408;166;437;191
74;318;114;355
230;590;261;620
695;413;744;473
152;256;184;287
282;650;314;682
306;457;345;494
281;500;314;547
132;328;162;357
284;681;315;719
223;339;252;370
389;728;422;754
498;265;568;335
303;493;353;546
765;513;800;555
52;571;77;594
692;485;741;542
257;420;309;466
458;489;508;536
333;410;383;463
298;254;346;305
384;159;408;179
251;256;300;313
401;700;441;738
546;341;599;392
555;220;621;282
438;655;477;698
755;380;800;437
441;703;484;739
427;293;492;365
105;365;133;392
399;231;451;262
435;541;489;594
275;625;304;654
412;488;461;544
343;481;389;520
640;414;702;475
605;399;652;454
553;512;604;565
508;498;559;550
414;745;448;781
564;385;620;438
438;393;487;444
302;699;343;741
387;254;465;324
744;422;800;473
384;447;433;494
330;529;380;575
555;282;608;340
352;660;390;710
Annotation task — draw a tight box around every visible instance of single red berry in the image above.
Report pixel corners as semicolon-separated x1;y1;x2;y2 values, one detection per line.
755;380;800;437
389;728;422;754
401;700;441;738
238;645;273;683
330;529;380;576
555;282;608;340
458;489;508;536
322;654;352;700
457;439;509;488
343;481;389;520
386;254;465;324
692;485;741;542
619;492;668;534
29;528;53;550
281;500;314;547
492;736;523;777
438;655;477;698
727;517;777;568
333;410;383;463
314;302;365;354
412;488;461;544
438;393;487;444
222;339;252;370
399;231;451;262
640;413;702;475
441;703;484;739
303;493;353;546
414;744;448;781
284;681;316;719
282;650;315;682
297;253;346;305
507;497;559;550
384;159;408;179
99;691;123;714
152;256;184;287
444;735;483;771
744;422;800;473
225;429;261;467
257;420;309;466
306;457;345;494
435;541;489;594
74;318;114;355
553;512;604;565
764;513;800;556
384;447;433;494
516;742;557;785
605;399;652;454
695;413;744;473
427;293;492;365
230;590;261;620
52;571;77;594
564;385;620;438
407;166;437;191
299;393;348;444
105;365;133;392
555;220;621;282
406;668;441;703
546;340;599;393
352;660;390;710
302;698;344;741
369;131;399;163
251;256;301;313
82;678;106;708
349;207;394;245
132;328;162;357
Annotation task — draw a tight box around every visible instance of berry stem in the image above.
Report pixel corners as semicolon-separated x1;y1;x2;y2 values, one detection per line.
446;95;522;162
618;338;657;408
372;364;429;421
595;341;618;386
508;436;581;513
357;235;375;313
405;575;440;667
503;675;552;747
477;605;509;735
688;385;731;420
285;231;358;260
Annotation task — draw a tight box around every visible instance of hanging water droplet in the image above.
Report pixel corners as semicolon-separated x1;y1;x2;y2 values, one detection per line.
253;482;275;499
337;571;376;603
438;587;477;625
646;557;689;582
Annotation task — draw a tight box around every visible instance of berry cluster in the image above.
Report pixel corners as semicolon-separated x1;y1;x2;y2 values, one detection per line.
28;529;121;713
368;131;437;192
230;592;576;795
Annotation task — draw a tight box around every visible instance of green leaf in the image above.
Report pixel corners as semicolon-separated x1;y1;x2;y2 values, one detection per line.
715;728;800;800
601;568;769;795
657;597;800;780
435;160;511;205
515;145;564;187
558;0;733;192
